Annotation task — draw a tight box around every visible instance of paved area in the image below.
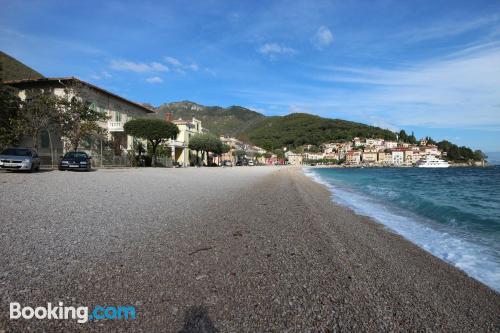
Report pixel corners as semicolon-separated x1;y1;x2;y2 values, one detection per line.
0;167;498;332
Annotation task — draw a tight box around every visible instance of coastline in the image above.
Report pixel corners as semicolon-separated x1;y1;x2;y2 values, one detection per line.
0;166;498;331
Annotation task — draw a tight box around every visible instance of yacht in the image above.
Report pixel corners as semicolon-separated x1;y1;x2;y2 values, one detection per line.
416;155;450;168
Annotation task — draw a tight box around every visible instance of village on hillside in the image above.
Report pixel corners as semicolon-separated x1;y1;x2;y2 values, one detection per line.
284;137;479;167
1;75;486;169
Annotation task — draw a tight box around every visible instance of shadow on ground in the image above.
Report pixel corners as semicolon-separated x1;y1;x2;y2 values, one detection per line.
178;306;218;333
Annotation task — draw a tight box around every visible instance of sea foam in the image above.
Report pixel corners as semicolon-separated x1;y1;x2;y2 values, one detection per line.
303;167;500;292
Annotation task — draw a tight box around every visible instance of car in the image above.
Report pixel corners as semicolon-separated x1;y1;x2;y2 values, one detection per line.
222;160;233;167
248;160;255;166
59;151;92;171
235;160;242;166
0;147;41;172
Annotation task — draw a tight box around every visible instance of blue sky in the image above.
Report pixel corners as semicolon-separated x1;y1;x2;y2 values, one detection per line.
1;0;500;152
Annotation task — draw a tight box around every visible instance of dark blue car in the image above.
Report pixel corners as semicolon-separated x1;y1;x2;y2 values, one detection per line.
59;151;92;171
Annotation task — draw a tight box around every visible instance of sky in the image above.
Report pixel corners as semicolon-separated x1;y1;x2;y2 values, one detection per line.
1;0;500;152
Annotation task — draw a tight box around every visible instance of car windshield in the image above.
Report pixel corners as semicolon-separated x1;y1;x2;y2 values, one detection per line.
64;152;88;159
1;148;32;156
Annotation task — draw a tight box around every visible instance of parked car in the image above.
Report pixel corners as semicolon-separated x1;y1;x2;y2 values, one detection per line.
235;160;242;166
59;151;92;171
248;160;255;166
0;147;41;172
222;160;233;167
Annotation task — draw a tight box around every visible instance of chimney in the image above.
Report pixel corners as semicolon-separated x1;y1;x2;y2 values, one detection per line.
165;112;173;122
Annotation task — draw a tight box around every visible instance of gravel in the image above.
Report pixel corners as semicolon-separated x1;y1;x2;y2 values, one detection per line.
0;167;498;332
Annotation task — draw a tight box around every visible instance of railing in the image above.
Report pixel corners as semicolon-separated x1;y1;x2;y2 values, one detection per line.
107;121;124;132
166;140;186;147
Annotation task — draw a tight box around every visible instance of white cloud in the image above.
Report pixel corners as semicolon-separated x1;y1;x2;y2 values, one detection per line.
163;56;199;73
258;43;297;56
312;26;333;49
110;60;169;73
101;70;112;78
146;76;163;83
312;44;500;128
395;15;500;43
164;56;181;66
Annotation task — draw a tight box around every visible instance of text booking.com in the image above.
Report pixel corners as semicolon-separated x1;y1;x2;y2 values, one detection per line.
10;302;136;323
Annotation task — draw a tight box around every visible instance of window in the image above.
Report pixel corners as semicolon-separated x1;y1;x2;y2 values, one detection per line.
115;111;122;122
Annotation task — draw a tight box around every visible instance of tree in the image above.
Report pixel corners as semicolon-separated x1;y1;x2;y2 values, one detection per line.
213;143;230;165
188;133;223;166
124;118;179;167
473;150;487;161
0;84;23;149
398;130;408;143
58;88;109;151
19;88;62;149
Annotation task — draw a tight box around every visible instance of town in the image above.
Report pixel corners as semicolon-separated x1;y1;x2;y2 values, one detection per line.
0;75;487;171
286;137;452;167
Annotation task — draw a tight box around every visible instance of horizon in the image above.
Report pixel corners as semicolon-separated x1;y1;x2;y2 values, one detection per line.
1;1;499;152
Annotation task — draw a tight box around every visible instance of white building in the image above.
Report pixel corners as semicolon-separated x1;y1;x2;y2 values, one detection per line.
365;138;384;147
391;150;405;166
5;77;155;164
385;141;398;149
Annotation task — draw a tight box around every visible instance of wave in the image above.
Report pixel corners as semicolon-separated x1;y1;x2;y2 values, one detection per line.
303;168;500;292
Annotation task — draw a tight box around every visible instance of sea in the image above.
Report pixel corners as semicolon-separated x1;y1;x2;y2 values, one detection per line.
304;166;500;292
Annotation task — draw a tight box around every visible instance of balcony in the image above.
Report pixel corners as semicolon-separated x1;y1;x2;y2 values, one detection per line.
167;139;187;148
108;121;124;132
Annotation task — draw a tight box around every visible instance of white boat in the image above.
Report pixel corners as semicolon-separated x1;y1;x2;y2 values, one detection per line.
416;155;450;168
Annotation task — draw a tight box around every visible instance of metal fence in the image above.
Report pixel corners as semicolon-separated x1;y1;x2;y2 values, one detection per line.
40;148;173;168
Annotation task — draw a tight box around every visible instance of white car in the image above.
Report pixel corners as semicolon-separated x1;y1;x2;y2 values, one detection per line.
248;160;255;166
0;147;41;172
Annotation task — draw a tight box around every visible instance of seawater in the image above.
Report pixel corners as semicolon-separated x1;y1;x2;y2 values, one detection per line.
304;166;500;292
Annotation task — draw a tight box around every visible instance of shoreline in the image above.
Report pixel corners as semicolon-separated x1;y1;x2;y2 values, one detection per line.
0;167;498;331
301;165;500;292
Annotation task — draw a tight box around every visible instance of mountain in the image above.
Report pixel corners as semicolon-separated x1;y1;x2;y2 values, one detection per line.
155;101;265;137
154;102;397;150
240;113;397;150
0;51;44;82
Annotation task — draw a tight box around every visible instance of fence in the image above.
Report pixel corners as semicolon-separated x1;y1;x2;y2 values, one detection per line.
40;148;173;168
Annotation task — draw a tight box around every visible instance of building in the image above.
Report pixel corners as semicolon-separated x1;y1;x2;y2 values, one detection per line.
304;152;324;161
5;77;155;164
362;151;378;163
353;137;363;147
365;138;384;147
422;145;440;156
385;141;398;149
378;152;388;165
346;150;361;164
391;148;405;166
404;149;414;165
286;152;303;165
324;152;339;161
167;115;205;167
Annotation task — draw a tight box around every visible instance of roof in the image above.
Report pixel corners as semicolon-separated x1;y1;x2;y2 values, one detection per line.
3;77;154;113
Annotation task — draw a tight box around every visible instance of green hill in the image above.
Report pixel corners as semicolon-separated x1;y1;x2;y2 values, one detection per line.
154;102;397;150
0;51;44;82
240;113;397;150
155;101;265;137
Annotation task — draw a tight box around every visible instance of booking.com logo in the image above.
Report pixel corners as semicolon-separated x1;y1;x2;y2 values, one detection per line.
9;302;136;323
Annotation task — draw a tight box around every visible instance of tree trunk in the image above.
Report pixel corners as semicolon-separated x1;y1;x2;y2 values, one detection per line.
47;129;54;169
151;140;157;167
32;129;39;149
